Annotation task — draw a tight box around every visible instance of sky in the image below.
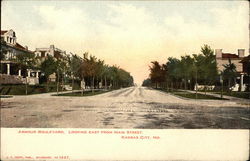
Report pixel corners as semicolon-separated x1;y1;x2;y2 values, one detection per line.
1;0;249;85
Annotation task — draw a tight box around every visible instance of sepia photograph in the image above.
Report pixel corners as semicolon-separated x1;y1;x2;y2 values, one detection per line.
0;0;249;160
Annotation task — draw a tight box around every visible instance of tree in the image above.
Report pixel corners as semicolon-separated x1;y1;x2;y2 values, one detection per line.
166;57;181;90
15;52;37;95
96;59;105;88
149;61;166;88
179;55;195;90
102;65;110;89
80;55;98;92
142;78;152;87
222;59;237;93
193;45;217;95
55;57;68;94
69;53;83;91
40;55;57;92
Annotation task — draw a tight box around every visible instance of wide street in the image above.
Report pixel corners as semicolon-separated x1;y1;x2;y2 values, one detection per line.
1;86;249;128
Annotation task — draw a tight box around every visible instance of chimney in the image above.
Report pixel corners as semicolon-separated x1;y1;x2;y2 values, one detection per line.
50;45;55;57
238;49;245;58
215;49;222;58
25;46;28;50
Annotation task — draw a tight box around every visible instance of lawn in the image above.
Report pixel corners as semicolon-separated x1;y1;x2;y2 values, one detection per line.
53;90;110;97
157;88;227;100
213;92;250;99
0;84;62;95
173;92;228;100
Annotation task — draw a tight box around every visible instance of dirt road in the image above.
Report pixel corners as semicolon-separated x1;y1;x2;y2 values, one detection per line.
1;86;249;128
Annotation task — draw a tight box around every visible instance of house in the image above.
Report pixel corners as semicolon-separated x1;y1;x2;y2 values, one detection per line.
215;49;249;91
34;45;66;59
1;29;33;60
34;45;67;82
215;49;245;73
0;29;39;85
239;55;250;74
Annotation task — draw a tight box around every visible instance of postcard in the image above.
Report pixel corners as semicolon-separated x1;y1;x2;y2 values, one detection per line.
1;0;249;161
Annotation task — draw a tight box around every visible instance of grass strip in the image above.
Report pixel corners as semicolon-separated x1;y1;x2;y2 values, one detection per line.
156;88;228;100
53;90;110;97
213;92;250;99
173;92;228;100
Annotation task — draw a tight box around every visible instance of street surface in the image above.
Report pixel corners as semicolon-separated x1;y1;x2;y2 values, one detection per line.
1;86;249;128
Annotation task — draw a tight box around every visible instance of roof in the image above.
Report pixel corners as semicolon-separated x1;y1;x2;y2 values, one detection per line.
239;55;250;63
1;42;34;54
222;53;239;59
1;30;8;35
15;42;26;50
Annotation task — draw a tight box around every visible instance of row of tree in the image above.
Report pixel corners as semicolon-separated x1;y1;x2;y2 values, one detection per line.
143;44;239;93
42;53;133;91
2;46;134;92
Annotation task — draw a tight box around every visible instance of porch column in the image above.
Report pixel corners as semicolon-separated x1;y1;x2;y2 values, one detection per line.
27;70;31;77
7;63;10;75
240;74;244;92
36;71;39;78
18;69;21;76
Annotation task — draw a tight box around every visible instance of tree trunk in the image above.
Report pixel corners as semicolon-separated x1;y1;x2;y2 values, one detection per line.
204;83;207;96
56;71;59;95
92;76;95;93
47;79;49;93
25;77;28;95
221;80;224;99
228;79;231;95
61;72;64;91
72;75;74;93
105;76;107;90
97;77;99;89
195;82;198;99
184;80;187;90
81;78;85;96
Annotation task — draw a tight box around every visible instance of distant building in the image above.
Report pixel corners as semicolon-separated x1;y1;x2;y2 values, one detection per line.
215;49;245;73
34;45;67;82
34;45;66;59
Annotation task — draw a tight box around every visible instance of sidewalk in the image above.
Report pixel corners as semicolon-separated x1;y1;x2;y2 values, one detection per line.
183;89;250;103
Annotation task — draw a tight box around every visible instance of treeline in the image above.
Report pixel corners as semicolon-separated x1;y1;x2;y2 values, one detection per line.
4;49;134;91
142;44;241;92
40;53;133;90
